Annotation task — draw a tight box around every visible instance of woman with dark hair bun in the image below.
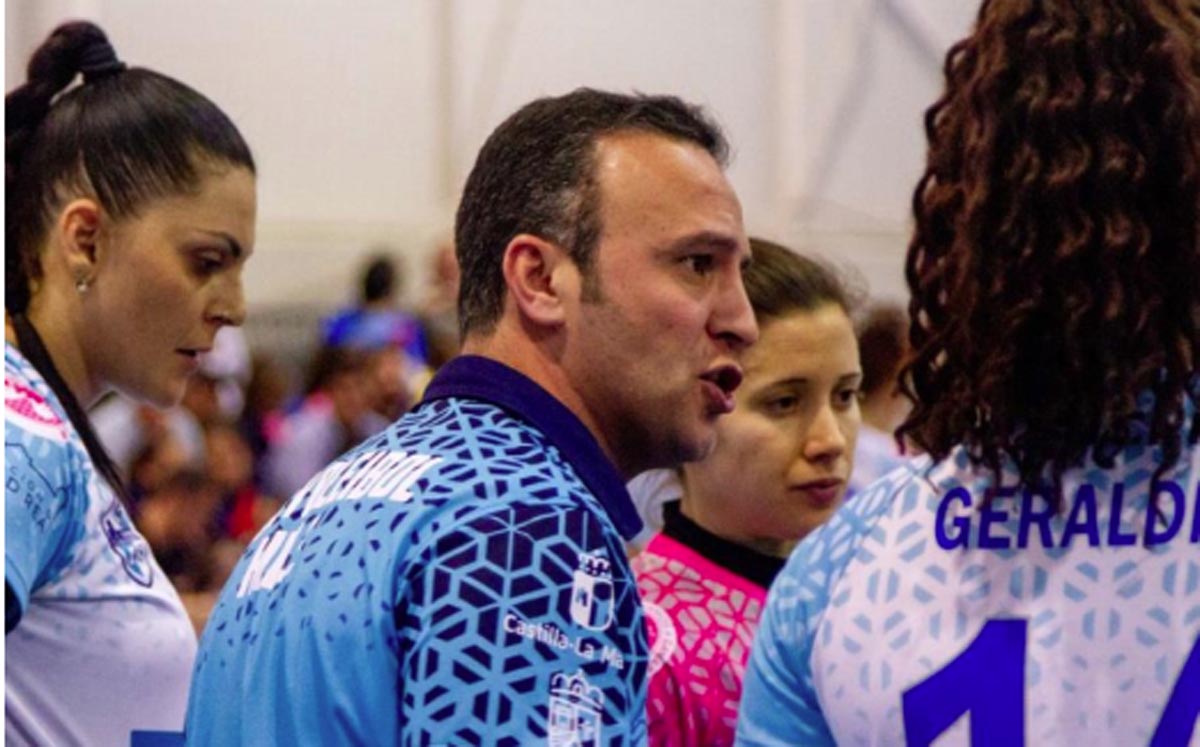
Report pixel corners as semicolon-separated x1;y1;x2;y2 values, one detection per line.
741;1;1199;745
5;20;255;745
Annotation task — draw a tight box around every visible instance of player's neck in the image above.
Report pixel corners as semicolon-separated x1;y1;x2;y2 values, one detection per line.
10;294;100;407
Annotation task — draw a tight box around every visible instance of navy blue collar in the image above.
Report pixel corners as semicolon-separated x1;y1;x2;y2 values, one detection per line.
421;355;642;540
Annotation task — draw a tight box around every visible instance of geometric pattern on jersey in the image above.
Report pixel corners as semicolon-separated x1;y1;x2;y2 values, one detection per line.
5;343;196;747
634;533;766;747
187;356;648;746
738;440;1200;747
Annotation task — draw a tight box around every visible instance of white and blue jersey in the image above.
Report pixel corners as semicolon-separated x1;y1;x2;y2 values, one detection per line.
5;344;197;747
186;356;648;746
739;438;1200;746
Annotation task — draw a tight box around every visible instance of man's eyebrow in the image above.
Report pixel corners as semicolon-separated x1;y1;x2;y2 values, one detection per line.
663;231;745;254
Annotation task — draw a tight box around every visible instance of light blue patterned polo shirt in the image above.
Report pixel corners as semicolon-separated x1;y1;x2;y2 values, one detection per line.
186;356;648;746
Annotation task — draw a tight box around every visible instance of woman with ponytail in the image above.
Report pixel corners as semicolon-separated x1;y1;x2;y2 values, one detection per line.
5;21;255;746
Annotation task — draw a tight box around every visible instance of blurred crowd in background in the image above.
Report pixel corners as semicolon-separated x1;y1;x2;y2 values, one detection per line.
101;240;909;630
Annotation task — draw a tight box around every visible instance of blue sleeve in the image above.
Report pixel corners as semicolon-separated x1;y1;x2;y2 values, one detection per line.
396;500;646;746
737;470;913;746
5;425;85;629
736;536;838;747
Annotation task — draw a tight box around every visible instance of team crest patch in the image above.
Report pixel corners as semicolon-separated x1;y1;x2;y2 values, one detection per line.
548;669;605;747
570;552;615;632
101;501;155;587
5;377;69;443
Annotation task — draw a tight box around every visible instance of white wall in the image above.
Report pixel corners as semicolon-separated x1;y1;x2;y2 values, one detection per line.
6;0;977;308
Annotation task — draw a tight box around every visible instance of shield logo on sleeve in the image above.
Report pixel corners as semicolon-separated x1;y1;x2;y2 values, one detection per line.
570;552;615;632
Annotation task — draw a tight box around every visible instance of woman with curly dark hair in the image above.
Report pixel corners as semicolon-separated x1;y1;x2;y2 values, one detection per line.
739;1;1200;745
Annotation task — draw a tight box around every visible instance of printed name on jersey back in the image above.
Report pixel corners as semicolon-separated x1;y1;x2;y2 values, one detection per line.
291;448;442;516
236;449;441;597
935;479;1200;550
5;376;69;443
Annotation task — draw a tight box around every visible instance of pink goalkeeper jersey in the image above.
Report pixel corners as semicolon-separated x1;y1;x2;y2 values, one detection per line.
633;524;777;747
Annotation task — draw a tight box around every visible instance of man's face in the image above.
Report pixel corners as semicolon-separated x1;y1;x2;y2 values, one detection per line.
563;131;757;477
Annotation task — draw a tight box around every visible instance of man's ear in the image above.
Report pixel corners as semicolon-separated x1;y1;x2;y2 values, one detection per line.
53;198;105;283
501;233;578;327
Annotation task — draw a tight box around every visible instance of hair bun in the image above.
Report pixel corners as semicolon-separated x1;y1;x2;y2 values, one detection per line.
79;38;125;82
26;21;120;90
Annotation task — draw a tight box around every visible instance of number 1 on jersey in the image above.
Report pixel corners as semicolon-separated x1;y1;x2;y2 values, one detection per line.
902;619;1199;746
902;619;1026;746
1152;635;1200;747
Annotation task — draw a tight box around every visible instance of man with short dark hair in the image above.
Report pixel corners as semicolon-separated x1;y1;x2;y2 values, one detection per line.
187;87;757;745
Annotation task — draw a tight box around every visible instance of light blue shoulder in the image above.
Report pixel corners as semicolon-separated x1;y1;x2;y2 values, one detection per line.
4;381;90;604
778;459;927;619
737;463;928;746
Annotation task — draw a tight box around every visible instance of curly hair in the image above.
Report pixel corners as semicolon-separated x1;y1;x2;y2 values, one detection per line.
899;0;1200;497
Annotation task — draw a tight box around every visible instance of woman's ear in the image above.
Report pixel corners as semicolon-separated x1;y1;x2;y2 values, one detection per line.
54;198;104;284
501;233;579;328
